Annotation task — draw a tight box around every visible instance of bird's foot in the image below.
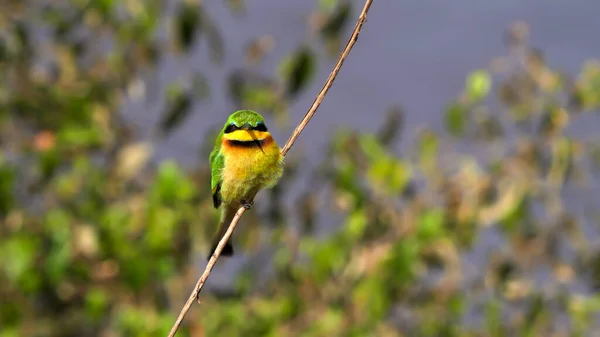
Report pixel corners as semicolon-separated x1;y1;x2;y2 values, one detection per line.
241;200;254;210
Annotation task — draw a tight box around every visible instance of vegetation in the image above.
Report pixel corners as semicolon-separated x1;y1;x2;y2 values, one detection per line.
2;1;600;336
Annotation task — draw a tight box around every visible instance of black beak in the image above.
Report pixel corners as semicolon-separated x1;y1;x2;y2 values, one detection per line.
241;125;264;153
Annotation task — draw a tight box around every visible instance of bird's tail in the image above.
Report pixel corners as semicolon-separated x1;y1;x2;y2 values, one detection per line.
207;206;237;260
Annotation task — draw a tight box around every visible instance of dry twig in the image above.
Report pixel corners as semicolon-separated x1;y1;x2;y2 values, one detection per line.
167;1;373;335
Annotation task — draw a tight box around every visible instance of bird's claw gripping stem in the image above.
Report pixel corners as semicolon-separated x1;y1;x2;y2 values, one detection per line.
241;200;254;210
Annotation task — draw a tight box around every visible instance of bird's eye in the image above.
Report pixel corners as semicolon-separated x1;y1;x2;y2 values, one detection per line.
224;124;237;134
254;122;268;132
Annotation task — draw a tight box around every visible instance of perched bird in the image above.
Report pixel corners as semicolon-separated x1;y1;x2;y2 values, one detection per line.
207;110;284;260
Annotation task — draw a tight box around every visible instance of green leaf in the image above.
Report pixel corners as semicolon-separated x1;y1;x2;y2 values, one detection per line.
344;208;368;240
159;85;193;138
358;133;386;161
44;209;73;283
0;158;15;215
445;101;467;136
320;2;351;40
319;0;339;11
175;3;203;51
0;235;41;292
314;308;344;334
382;237;419;286
367;155;411;194
151;160;194;205
85;288;109;321
352;276;390;322
485;299;505;337
466;69;492;102
418;208;445;241
308;238;347;283
145;206;177;252
243;86;278;110
278;46;317;98
56;124;104;149
0;328;19;337
417;130;439;171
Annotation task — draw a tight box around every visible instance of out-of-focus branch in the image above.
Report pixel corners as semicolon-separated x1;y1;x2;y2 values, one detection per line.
167;1;373;336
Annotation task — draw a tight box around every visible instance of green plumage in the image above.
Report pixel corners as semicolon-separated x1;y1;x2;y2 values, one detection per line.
207;110;283;260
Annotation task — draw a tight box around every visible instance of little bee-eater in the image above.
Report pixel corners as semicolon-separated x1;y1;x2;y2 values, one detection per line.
208;110;284;260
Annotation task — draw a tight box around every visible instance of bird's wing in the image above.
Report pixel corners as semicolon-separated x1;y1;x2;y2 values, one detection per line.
210;146;224;209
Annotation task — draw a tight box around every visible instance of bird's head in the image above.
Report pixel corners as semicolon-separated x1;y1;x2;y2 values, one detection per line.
223;110;268;134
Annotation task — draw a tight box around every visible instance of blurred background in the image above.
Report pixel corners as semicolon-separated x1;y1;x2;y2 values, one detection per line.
2;0;600;336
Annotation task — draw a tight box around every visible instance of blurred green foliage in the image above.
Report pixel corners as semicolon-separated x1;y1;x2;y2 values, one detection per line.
1;1;600;337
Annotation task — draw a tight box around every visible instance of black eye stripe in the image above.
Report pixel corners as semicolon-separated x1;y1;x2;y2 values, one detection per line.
224;124;238;134
254;123;268;132
224;122;268;133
